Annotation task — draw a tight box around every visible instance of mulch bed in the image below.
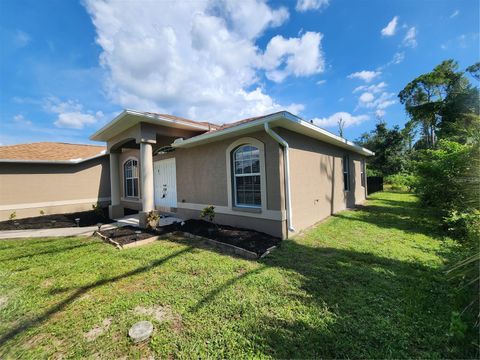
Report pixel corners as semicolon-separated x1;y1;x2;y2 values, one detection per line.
0;208;114;230
97;219;280;256
99;226;156;246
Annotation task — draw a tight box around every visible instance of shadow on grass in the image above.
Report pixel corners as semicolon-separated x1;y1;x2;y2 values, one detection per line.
0;242;96;262
0;246;193;347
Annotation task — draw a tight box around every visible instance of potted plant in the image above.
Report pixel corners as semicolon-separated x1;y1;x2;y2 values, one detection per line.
146;210;160;229
200;205;217;235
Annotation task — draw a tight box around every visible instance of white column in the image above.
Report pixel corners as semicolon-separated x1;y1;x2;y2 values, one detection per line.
109;152;120;206
140;142;154;212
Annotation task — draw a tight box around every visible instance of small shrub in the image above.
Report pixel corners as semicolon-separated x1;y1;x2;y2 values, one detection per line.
146;210;160;229
384;173;417;192
200;205;215;223
39;209;45;216
9;211;16;220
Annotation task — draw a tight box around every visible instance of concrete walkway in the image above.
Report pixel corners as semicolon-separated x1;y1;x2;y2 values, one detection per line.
0;214;183;240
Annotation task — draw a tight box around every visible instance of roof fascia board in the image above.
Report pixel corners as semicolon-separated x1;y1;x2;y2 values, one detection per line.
172;111;374;156
90;109;211;142
0;152;108;164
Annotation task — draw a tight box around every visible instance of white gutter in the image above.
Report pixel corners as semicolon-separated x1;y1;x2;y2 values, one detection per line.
264;122;295;233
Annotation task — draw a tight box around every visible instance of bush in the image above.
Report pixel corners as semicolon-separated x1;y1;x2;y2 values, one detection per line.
384;173;417;192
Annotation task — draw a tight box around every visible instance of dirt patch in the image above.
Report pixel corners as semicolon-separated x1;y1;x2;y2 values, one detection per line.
134;305;182;333
84;318;112;342
0;208;114;230
41;278;54;288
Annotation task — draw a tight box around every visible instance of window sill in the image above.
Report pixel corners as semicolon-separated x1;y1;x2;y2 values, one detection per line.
121;197;141;203
232;206;262;214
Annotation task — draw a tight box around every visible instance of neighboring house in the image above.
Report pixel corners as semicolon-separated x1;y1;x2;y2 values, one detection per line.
90;110;373;239
0;142;110;220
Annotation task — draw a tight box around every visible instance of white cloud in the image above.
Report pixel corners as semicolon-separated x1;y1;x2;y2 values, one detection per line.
381;16;398;37
347;70;381;83
450;10;460;18
44;97;104;129
316;79;326;85
295;0;329;12
312;112;370;129
375;109;386;118
13;114;32;126
359;92;375;104
13;30;31;48
83;0;315;123
403;27;417;48
357;91;396;111
391;51;405;64
262;31;325;83
353;81;387;94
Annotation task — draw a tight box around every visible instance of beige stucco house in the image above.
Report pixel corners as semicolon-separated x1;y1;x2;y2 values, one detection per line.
0;142;110;220
90;110;373;239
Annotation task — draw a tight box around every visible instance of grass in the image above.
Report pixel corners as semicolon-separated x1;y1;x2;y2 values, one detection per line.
0;191;475;359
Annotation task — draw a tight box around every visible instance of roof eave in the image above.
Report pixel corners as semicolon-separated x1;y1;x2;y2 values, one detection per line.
172;111;374;156
90;109;213;142
0;152;108;164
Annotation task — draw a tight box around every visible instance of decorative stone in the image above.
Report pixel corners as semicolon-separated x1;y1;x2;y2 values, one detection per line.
128;321;153;343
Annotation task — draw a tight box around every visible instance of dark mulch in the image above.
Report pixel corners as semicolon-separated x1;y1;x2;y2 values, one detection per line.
0;208;114;230
173;219;280;255
97;218;280;255
99;226;157;246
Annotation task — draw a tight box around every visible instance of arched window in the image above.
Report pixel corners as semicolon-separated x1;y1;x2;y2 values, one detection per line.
124;159;139;197
232;145;261;207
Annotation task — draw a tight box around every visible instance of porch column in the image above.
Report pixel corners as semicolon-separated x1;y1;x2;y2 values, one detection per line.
108;152;123;219
140;142;154;213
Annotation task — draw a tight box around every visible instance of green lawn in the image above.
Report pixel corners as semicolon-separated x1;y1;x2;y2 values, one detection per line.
0;192;473;358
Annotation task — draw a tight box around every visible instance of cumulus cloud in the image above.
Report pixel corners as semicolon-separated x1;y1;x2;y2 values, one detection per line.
347;70;381;83
83;0;321;123
353;82;387;94
312;112;370;129
44;97;104;129
381;16;398;37
295;0;329;12
356;91;396;111
403;26;417;48
262;32;325;83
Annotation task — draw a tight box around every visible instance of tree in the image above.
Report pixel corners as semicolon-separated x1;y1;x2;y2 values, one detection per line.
355;121;407;176
398;60;480;147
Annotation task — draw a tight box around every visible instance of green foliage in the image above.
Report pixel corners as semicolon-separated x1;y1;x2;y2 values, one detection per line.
200;205;216;223
356;122;409;176
39;210;45;216
384;173;417;192
8;212;16;221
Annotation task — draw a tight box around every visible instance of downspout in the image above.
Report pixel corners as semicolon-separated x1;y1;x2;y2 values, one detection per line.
264;122;295;233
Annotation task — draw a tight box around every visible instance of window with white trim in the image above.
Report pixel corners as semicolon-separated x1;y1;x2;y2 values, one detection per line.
124;159;139;197
343;155;350;191
232;145;261;207
361;159;366;187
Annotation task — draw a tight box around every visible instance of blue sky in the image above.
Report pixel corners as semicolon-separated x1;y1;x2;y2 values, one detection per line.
0;0;478;146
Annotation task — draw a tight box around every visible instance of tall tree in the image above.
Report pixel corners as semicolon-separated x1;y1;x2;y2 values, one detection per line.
398;60;480;147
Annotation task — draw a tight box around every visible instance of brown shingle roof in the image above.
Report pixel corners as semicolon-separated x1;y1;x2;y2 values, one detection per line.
0;142;106;162
143;112;220;131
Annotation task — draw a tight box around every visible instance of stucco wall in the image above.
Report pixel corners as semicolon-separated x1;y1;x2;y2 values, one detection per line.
276;128;367;233
0;156;111;220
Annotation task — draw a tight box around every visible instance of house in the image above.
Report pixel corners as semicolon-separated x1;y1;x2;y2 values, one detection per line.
0;142;110;220
90;110;373;239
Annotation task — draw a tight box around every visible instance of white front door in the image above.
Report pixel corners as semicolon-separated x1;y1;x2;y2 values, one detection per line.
154;158;177;208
